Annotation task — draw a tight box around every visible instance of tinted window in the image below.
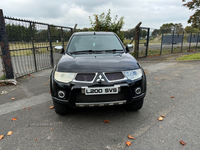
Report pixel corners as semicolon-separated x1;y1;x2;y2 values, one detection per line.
67;35;123;52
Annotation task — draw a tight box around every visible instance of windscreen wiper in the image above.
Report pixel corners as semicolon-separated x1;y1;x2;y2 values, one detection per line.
105;49;124;53
70;50;103;54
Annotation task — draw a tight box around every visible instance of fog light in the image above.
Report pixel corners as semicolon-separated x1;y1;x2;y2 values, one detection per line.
58;91;65;98
135;87;141;95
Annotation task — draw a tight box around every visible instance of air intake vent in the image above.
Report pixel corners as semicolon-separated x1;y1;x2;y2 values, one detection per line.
75;73;95;82
105;72;124;81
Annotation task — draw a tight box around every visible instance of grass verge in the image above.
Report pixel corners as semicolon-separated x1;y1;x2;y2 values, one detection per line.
0;75;6;80
177;53;200;60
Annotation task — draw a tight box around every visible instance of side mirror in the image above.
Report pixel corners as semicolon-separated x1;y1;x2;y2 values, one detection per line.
60;48;64;54
54;46;64;54
126;44;133;53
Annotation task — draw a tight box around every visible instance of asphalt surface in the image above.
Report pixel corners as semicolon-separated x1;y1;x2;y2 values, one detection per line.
0;53;200;150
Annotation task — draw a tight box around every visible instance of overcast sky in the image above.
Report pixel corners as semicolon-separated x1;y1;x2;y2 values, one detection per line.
1;0;194;30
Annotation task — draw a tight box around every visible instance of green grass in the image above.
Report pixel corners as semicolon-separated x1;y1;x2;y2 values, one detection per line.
9;41;67;57
0;75;6;80
177;53;200;60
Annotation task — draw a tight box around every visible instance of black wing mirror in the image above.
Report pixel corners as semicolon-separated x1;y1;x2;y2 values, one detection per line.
125;44;133;53
54;46;64;54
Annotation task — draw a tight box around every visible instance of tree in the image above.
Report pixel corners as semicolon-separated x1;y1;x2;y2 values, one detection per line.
124;28;135;39
159;23;183;34
183;0;200;29
184;26;200;33
89;9;125;42
159;23;175;34
152;29;160;37
173;23;184;33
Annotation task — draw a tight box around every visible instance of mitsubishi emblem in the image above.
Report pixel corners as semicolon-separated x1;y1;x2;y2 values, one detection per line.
96;75;105;82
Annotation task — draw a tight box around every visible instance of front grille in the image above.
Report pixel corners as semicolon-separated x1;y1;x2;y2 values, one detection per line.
75;73;95;82
76;93;126;103
105;72;124;81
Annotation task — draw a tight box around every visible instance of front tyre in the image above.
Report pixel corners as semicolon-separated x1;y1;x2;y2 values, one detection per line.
53;101;72;115
126;98;144;111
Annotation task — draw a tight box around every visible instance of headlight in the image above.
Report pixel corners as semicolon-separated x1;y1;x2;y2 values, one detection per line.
123;69;142;80
54;71;76;83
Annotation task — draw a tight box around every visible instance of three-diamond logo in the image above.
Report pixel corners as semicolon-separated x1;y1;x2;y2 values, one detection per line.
95;73;106;83
96;75;105;82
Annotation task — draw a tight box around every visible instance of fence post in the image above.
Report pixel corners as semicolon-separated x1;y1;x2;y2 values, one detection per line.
0;9;14;79
48;25;54;67
30;22;37;72
70;28;73;35
134;22;142;58
61;27;64;49
181;31;184;52
73;24;77;33
196;32;199;50
160;30;164;55
171;30;174;53
145;28;150;57
189;32;192;50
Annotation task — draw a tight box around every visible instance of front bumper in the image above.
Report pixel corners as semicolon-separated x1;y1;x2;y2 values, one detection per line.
51;77;146;108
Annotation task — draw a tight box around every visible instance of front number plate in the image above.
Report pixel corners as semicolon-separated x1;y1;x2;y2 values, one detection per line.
85;87;118;95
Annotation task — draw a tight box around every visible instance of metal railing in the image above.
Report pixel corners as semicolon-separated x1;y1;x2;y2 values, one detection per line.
0;11;73;78
125;27;200;58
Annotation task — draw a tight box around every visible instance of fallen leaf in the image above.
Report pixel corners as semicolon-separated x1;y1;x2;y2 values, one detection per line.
155;77;158;79
158;117;163;121
0;135;4;140
157;82;159;84
12;117;17;121
51;128;53;130
48;79;50;81
35;138;37;141
159;126;162;128
23;107;26;109
32;76;34;78
45;84;48;86
171;96;174;98
49;91;51;94
50;106;54;109
28;108;31;110
27;74;31;76
128;135;135;139
150;92;152;94
11;97;15;100
180;140;186;146
126;141;132;146
7;131;13;136
104;120;110;123
161;115;165;118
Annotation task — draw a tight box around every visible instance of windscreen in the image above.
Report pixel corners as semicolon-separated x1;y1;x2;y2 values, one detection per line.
67;35;123;52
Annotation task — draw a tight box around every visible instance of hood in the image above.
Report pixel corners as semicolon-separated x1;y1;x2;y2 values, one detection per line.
57;53;139;73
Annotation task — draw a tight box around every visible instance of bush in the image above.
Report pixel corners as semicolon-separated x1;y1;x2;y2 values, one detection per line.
89;9;125;42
